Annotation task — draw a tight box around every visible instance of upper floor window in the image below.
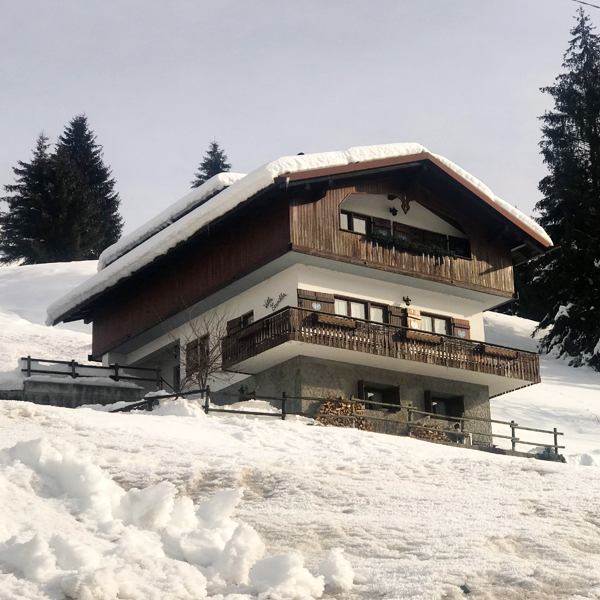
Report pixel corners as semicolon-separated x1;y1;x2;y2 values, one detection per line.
334;296;387;323
340;211;369;235
420;313;450;335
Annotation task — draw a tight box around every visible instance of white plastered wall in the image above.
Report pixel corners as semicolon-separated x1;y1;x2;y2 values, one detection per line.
112;263;489;388
341;193;467;238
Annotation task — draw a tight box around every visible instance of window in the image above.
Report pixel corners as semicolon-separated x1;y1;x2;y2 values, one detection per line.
186;335;209;374
449;236;471;259
371;306;384;323
360;381;401;411
420;314;450;335
427;393;464;419
241;311;254;328
341;211;370;235
334;297;386;323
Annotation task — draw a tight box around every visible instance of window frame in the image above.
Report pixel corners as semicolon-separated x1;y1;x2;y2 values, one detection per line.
419;312;451;335
340;210;371;235
333;295;388;324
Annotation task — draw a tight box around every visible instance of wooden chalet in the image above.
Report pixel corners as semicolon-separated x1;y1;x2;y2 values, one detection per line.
48;144;552;443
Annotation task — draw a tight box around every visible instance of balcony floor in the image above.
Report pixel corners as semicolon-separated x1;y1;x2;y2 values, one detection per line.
227;339;535;398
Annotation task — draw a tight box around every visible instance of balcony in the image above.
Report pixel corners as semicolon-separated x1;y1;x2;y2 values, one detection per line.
222;307;541;397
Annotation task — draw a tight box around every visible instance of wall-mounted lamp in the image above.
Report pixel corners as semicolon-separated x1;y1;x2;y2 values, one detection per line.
403;295;412;306
389;207;398;217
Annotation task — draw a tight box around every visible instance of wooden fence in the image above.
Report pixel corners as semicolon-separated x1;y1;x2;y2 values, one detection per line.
110;389;564;457
20;356;161;388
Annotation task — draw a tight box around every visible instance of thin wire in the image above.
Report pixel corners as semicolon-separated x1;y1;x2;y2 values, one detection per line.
573;0;600;9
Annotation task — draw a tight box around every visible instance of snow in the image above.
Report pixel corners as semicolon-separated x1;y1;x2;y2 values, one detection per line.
98;173;247;271
485;311;600;466
3;262;600;598
46;143;552;326
0;262;94;374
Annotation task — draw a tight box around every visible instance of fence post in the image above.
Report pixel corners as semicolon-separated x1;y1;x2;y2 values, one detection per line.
114;363;120;382
71;360;77;379
553;428;559;455
156;367;161;390
350;395;355;428
281;392;287;421
26;356;31;377
510;421;517;452
204;386;210;415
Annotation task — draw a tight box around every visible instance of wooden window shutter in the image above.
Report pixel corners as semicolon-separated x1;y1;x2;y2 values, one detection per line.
451;318;471;340
424;390;432;414
388;306;407;327
298;289;334;313
406;308;421;330
186;339;199;373
315;292;335;314
226;317;242;335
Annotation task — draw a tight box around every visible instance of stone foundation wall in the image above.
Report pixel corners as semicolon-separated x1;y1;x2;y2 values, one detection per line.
1;379;145;408
218;356;492;444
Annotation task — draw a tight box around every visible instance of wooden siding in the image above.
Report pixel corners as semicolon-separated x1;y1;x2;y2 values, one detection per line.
222;307;541;384
289;175;514;296
92;196;291;357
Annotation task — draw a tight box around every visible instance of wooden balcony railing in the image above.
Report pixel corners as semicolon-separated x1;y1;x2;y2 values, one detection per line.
221;307;541;384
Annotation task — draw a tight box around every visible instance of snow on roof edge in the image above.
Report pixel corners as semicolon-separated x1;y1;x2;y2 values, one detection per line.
98;172;247;270
47;143;552;327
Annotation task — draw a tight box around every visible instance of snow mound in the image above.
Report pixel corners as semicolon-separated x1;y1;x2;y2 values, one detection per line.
47;143;551;326
250;553;325;600
0;436;347;599
318;548;354;592
152;397;207;418
226;399;282;414
98;173;247;270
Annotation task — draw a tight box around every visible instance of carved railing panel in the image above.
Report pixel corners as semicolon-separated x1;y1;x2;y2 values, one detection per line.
222;307;540;383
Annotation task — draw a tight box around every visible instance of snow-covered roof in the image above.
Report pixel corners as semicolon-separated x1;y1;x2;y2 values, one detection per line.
47;143;553;326
98;172;246;270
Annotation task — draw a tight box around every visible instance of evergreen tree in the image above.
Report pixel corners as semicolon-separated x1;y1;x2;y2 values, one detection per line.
523;9;600;368
0;116;123;264
55;115;123;254
0;134;57;264
191;140;232;188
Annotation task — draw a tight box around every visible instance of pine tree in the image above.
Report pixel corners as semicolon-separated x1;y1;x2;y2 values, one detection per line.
55;115;123;254
191;140;232;188
525;9;600;368
0;133;57;264
0;116;124;264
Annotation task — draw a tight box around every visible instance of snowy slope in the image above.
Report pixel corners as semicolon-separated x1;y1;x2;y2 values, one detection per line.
485;312;600;466
1;400;599;600
0;262;94;372
1;263;600;599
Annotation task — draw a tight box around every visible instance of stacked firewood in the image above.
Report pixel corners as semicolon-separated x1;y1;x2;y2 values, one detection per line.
316;398;373;432
411;423;450;442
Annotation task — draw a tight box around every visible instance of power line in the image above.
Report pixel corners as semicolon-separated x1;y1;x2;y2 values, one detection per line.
573;0;600;9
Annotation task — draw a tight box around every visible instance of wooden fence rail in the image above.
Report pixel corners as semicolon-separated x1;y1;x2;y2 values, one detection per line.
109;389;564;457
20;356;161;387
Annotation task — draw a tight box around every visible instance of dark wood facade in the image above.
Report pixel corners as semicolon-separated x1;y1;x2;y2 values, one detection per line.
89;164;527;358
92;194;291;356
289;175;515;296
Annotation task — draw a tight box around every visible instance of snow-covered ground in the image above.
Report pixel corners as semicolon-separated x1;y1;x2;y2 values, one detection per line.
0;262;95;371
1;262;600;599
